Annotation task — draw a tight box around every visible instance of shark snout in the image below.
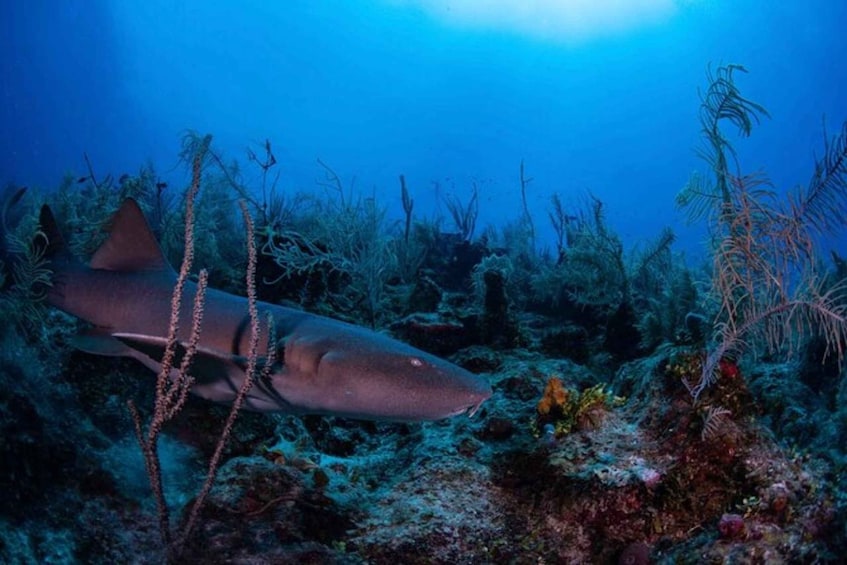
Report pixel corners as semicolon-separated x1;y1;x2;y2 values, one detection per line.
403;356;493;421
446;373;492;418
309;344;493;421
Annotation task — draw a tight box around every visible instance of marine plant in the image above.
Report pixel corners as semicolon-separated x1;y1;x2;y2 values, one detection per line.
530;193;627;310
170;132;261;290
179;133;402;328
631;228;698;351
443;181;479;242
274;161;397;327
53;157;165;258
0;187;52;334
677;64;847;398
395;174;429;283
548;192;578;264
518;159;536;248
127;135;271;560
180;131;287;230
524;190;692;362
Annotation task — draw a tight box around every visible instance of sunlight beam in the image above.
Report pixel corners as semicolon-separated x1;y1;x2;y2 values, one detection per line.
394;0;680;42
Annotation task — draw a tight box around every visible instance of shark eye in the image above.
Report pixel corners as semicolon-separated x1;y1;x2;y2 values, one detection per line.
409;357;424;368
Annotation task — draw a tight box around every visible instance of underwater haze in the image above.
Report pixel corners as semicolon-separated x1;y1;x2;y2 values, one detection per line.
3;0;846;257
4;1;847;563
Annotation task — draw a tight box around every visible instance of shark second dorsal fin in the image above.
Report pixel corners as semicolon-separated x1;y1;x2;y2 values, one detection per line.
90;199;170;272
38;202;71;262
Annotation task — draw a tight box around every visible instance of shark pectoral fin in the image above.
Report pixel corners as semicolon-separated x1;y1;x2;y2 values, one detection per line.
111;333;275;409
71;329;135;356
227;355;294;412
112;333;237;382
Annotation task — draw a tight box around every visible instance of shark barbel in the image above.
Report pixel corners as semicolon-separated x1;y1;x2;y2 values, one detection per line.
37;199;492;421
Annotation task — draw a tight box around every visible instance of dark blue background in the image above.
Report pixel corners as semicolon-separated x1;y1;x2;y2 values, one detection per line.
3;0;846;258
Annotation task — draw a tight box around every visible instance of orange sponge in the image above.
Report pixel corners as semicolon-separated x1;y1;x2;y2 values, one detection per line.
537;376;568;416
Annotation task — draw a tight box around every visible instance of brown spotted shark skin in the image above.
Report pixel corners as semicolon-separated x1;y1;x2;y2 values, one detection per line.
40;199;491;421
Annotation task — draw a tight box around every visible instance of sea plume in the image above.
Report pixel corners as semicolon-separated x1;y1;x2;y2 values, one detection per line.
678;65;847;398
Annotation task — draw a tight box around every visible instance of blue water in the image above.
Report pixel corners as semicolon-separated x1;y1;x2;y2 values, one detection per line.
3;0;846;258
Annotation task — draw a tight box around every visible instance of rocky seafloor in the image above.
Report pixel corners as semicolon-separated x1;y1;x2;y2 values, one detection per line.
1;305;846;564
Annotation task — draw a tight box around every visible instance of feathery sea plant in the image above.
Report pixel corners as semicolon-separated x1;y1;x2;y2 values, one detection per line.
0;187;52;333
678;64;847;399
678;64;770;224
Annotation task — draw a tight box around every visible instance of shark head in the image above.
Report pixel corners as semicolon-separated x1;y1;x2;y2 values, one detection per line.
268;314;493;421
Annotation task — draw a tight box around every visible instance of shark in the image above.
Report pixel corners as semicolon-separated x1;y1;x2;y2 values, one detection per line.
31;198;491;421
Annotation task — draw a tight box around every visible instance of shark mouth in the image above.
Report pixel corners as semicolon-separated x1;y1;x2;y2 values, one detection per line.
448;399;486;419
465;399;486;418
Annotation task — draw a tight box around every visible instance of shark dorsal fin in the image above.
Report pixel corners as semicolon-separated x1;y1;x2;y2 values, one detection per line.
90;199;170;272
